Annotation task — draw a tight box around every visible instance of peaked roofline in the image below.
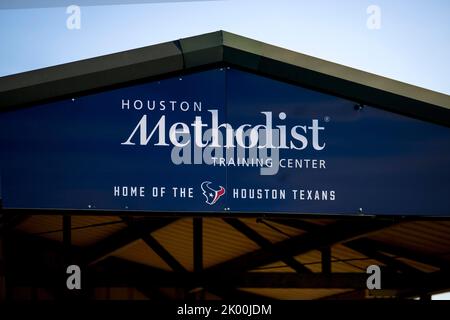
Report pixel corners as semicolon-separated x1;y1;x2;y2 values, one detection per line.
0;30;449;126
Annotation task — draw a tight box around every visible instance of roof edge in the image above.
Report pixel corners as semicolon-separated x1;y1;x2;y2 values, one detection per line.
220;31;450;110
0;30;449;126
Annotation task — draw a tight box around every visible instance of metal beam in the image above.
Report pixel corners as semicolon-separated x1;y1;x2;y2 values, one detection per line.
321;247;331;274
0;213;30;236
193;218;203;273
63;215;79;300
63;215;72;264
265;218;322;233
207;219;395;274
142;234;187;273
346;238;450;271
122;217;187;273
345;240;423;274
83;217;177;264
7;239;450;293
223;218;311;273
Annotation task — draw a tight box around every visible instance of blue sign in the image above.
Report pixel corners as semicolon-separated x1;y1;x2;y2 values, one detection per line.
1;67;449;215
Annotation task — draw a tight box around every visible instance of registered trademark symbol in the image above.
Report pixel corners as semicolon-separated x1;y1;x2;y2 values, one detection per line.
324;116;330;122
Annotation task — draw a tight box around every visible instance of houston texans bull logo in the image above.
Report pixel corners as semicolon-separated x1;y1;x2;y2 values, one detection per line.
201;181;226;205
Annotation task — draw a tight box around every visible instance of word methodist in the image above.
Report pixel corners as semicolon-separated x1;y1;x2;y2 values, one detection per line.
120;101;327;176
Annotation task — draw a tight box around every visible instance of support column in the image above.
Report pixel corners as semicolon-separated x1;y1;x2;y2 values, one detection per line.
321;246;331;274
194;218;203;273
193;218;204;300
0;236;5;301
63;215;72;300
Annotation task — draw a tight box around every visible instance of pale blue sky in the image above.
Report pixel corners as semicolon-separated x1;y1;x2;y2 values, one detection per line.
0;0;449;95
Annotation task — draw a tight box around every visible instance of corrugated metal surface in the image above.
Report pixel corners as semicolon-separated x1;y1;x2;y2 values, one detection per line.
17;215;62;242
220;218;306;272
251;261;296;273
71;216;125;247
333;258;383;272
301;218;336;226
203;218;260;268
241;219;305;240
251;244;384;274
369;221;450;258
71;216;122;228
14;216;450;300
17;215;126;247
295;250;322;272
101;217;306;272
290;244;385;273
331;244;383;272
239;288;353;300
331;261;364;273
152;218;193;271
332;244;364;261
111;239;171;271
395;257;439;273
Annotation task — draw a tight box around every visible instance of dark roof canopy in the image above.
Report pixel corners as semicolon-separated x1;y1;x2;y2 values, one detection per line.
1;30;449;126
